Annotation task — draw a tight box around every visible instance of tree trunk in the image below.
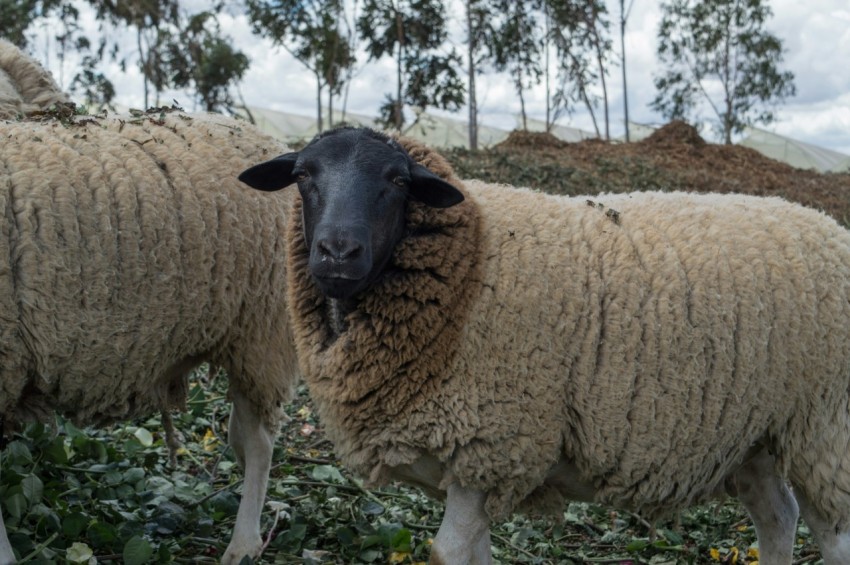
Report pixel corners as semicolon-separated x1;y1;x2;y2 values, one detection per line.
466;0;478;150
620;0;630;142
544;3;551;132
138;28;149;109
515;68;528;130
316;69;324;132
596;38;610;140
394;8;405;131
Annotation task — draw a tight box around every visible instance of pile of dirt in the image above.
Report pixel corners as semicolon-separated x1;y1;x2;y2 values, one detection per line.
642;120;707;147
445;122;850;225
495;129;568;150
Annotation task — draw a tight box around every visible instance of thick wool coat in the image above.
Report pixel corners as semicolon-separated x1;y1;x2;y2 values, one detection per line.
0;112;297;428
0;39;68;119
286;138;850;525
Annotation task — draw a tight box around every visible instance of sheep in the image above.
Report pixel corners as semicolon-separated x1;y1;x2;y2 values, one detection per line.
0;39;69;119
238;125;850;565
0;110;298;565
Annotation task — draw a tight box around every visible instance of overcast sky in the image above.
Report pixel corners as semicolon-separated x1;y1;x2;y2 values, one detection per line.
36;0;850;154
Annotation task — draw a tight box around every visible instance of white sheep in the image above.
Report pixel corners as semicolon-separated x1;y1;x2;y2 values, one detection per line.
239;126;850;564
0;111;297;565
0;39;68;119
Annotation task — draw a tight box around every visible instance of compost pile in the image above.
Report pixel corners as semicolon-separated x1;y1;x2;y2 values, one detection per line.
446;120;850;225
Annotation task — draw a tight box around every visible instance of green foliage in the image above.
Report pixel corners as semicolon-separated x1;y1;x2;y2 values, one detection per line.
652;0;796;144
358;0;464;130
0;366;824;563
245;0;357;130
0;0;63;48
545;0;612;137
166;11;250;113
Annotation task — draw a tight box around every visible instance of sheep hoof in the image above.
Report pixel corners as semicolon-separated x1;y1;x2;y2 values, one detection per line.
220;537;262;565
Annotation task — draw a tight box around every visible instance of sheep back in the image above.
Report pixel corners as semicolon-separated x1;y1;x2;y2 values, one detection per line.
0;112;296;428
0;40;68;119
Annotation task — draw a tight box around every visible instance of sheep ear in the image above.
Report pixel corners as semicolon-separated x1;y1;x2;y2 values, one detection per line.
238;152;299;191
408;163;465;208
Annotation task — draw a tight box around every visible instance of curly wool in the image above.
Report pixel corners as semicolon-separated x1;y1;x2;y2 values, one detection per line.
288;138;850;526
0;39;68;119
0;112;297;428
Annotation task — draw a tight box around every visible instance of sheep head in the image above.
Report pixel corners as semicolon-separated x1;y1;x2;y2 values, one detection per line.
239;126;464;300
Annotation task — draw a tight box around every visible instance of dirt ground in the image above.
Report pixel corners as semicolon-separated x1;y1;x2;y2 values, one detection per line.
445;120;850;226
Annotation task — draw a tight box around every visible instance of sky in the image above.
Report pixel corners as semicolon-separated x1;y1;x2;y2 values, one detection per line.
33;0;850;155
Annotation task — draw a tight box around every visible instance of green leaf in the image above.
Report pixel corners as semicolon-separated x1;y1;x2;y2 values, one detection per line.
67;542;94;563
5;441;33;466
44;436;69;464
63;512;90;538
360;500;385;516
21;475;43;504
626;539;650;552
390;528;412;552
133;427;154;447
310;464;345;483
87;521;118;548
123;535;154;565
4;493;27;519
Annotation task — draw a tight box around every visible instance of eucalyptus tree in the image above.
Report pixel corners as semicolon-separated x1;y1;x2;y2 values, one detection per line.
358;0;464;131
488;0;543;131
165;10;249;113
0;0;62;47
88;0;181;108
461;0;497;149
246;0;356;131
545;0;612;138
653;0;796;144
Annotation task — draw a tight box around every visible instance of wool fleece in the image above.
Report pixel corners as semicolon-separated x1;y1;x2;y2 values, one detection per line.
286;138;850;524
0;112;297;429
0;39;68;119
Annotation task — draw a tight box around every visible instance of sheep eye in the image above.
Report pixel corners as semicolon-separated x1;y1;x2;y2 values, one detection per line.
295;172;309;181
392;176;407;187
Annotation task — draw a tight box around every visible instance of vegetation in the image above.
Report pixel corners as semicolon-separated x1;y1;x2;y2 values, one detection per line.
7;0;803;143
245;0;357;131
652;0;796;144
357;0;464;131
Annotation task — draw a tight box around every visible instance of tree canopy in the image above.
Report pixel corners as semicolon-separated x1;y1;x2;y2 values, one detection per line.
652;0;796;144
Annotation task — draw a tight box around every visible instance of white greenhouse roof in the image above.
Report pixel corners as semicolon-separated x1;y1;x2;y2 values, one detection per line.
739;126;849;173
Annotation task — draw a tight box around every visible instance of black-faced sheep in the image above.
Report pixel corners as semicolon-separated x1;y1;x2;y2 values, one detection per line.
0;39;68;119
0;112;297;565
239;126;850;564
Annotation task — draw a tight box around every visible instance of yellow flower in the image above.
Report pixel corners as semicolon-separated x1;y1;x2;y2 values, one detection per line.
747;547;759;559
389;551;410;563
710;548;721;561
730;546;739;564
201;428;219;452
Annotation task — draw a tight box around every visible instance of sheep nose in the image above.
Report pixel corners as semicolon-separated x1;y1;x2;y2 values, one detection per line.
316;237;363;262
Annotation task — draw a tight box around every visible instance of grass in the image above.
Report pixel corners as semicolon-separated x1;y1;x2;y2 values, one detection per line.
1;367;823;564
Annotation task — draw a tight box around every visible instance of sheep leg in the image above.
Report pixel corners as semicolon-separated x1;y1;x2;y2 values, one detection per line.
0;508;13;565
221;390;274;565
794;489;850;564
0;455;14;565
729;450;797;564
430;482;492;565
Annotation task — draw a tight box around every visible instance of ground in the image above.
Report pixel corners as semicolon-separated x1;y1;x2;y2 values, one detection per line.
3;122;845;564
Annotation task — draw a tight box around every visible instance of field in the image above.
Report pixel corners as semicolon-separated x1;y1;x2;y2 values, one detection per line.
4;122;846;564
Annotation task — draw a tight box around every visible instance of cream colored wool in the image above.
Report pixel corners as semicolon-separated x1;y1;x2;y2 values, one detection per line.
0;40;68;119
287;139;850;528
0;112;297;428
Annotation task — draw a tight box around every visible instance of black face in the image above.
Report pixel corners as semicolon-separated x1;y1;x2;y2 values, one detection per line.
238;127;464;300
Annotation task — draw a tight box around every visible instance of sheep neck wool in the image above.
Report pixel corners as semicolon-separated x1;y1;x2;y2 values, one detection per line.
286;140;482;407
